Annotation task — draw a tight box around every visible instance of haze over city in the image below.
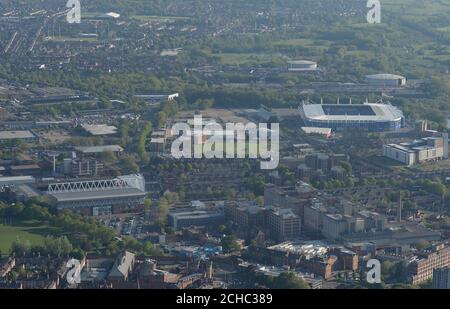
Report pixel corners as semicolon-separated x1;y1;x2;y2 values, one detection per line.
0;0;450;297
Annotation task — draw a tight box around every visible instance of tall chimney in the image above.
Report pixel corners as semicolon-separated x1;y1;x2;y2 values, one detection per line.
397;192;402;222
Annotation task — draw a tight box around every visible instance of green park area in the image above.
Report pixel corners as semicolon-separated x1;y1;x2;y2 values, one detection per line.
0;221;60;255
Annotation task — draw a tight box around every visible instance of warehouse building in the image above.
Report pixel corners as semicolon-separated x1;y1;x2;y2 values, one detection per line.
365;74;407;87
287;60;318;72
75;145;124;156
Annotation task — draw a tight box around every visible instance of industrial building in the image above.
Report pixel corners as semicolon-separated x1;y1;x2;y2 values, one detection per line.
287;60;318;72
299;101;405;132
46;174;146;215
383;133;449;166
365;74;407;87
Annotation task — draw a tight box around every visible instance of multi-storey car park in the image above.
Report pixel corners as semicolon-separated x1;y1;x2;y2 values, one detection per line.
299;101;405;132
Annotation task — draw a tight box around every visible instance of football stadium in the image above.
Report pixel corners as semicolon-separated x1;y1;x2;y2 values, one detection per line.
299;102;405;132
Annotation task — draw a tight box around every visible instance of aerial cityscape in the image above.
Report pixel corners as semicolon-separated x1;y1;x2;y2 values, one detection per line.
1;0;450;295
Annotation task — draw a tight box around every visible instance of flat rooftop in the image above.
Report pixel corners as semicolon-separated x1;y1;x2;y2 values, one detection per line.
81;124;118;136
301;127;332;135
75;145;124;154
0;176;36;185
268;241;328;257
0;130;35;140
10;164;40;170
150;138;165;144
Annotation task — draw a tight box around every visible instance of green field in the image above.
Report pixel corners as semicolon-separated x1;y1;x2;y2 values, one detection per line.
213;53;284;66
0;222;60;255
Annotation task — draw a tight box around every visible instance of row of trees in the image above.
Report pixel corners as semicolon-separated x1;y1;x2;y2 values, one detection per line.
137;121;153;164
11;236;83;259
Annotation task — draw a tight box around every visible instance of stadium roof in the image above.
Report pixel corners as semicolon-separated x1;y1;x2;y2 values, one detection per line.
49;188;145;202
301;103;404;122
46;174;145;202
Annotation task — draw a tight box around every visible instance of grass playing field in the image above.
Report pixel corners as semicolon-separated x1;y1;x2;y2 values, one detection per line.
0;221;60;255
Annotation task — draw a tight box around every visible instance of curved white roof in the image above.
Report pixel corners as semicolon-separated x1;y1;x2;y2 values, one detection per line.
366;74;406;80
288;60;317;65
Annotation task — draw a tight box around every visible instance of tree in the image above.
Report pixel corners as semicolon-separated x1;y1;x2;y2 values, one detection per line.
101;150;117;163
339;161;352;175
144;198;152;212
164;192;179;204
272;272;310;289
155;111;167;128
11;238;32;256
217;225;227;234
137;121;153;163
416;240;430;251
224;188;237;199
41;236;73;257
255;196;265;206
221;235;241;253
156;198;169;228
119;120;131;146
194;98;214;110
121;156;139;173
381;260;394;281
